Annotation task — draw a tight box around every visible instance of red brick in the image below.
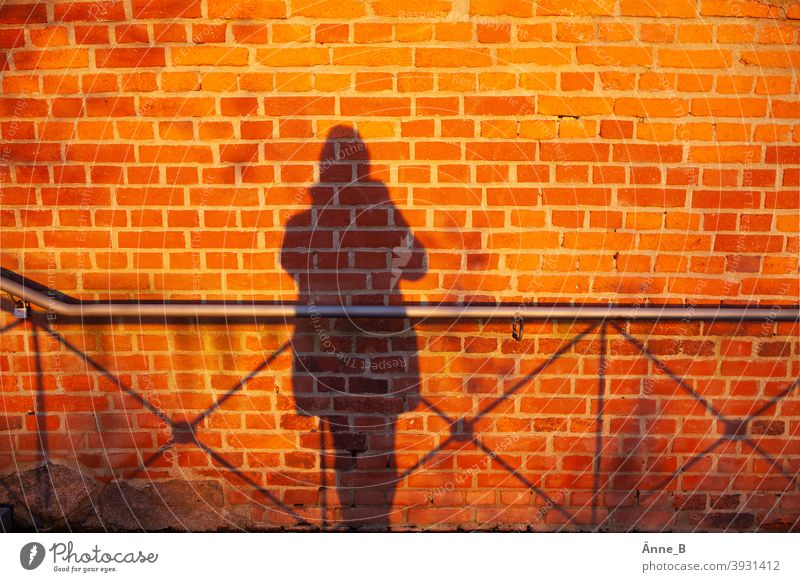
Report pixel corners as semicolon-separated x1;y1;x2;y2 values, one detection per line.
540;142;609;162
465;96;535;116
13;49;90;69
209;0;285;18
537;0;615;16
0;3;47;24
340;97;411;116
577;46;653;66
621;0;696;17
613;144;684;163
132;0;202;18
173;47;249;66
54;2;127;22
660;48;733;68
497;47;571;65
416;48;492;68
292;0;363;17
95;48;165;68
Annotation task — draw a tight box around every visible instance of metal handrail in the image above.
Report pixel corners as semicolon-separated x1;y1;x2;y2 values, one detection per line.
2;271;798;321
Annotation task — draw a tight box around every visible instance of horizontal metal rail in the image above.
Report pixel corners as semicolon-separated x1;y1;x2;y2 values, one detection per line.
2;271;799;322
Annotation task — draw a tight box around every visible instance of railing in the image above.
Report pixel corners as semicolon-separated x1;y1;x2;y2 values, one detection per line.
2;268;799;323
2;268;799;530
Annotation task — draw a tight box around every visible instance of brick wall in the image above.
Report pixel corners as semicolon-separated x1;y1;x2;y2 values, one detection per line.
0;0;799;531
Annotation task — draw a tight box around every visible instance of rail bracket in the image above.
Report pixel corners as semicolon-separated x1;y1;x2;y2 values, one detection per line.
512;314;524;341
5;292;29;319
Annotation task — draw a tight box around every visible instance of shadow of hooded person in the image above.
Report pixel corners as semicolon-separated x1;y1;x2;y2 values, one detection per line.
280;126;427;529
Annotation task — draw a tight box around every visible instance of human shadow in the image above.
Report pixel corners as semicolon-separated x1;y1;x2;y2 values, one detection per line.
280;126;427;529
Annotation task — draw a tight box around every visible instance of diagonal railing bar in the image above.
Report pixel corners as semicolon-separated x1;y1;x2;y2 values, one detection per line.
610;321;799;502
394;328;594;524
395;326;597;522
193;440;303;522
647;438;728;494
125;342;292;480
125;443;176;480
0;319;22;335
609;321;725;420
592;322;607;526
15;321;323;527
43;324;171;424
742;438;799;486
418;396;457;427
43;328;305;526
473;322;599;422
646;430;800;498
745;378;800;421
190;340;291;429
5;288;797;530
396;435;456;482
473;439;573;521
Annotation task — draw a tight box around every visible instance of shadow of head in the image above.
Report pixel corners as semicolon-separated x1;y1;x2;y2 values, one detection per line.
282;125;426;301
316;125;373;191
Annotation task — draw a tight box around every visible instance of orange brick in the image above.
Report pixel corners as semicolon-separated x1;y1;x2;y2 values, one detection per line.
172;47;249;66
95;48;166;68
13;49;90;69
207;0;285;19
537;0;616;16
54;1;126;21
30;27;69;47
659;48;733;69
233;24;270;44
465;96;534;116
497;47;571;65
702;0;780;18
332;47;411;67
539;96;613;116
621;0;696;17
577;46;653;66
416;48;492;68
139;97;215;117
256;47;329;66
689;145;762;163
291;0;365;17
691;98;768;117
271;24;310;43
471;0;534;16
0;3;47;23
615;98;690;118
340;97;411;116
373;0;451;17
477;23;511;43
518;23;553;42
